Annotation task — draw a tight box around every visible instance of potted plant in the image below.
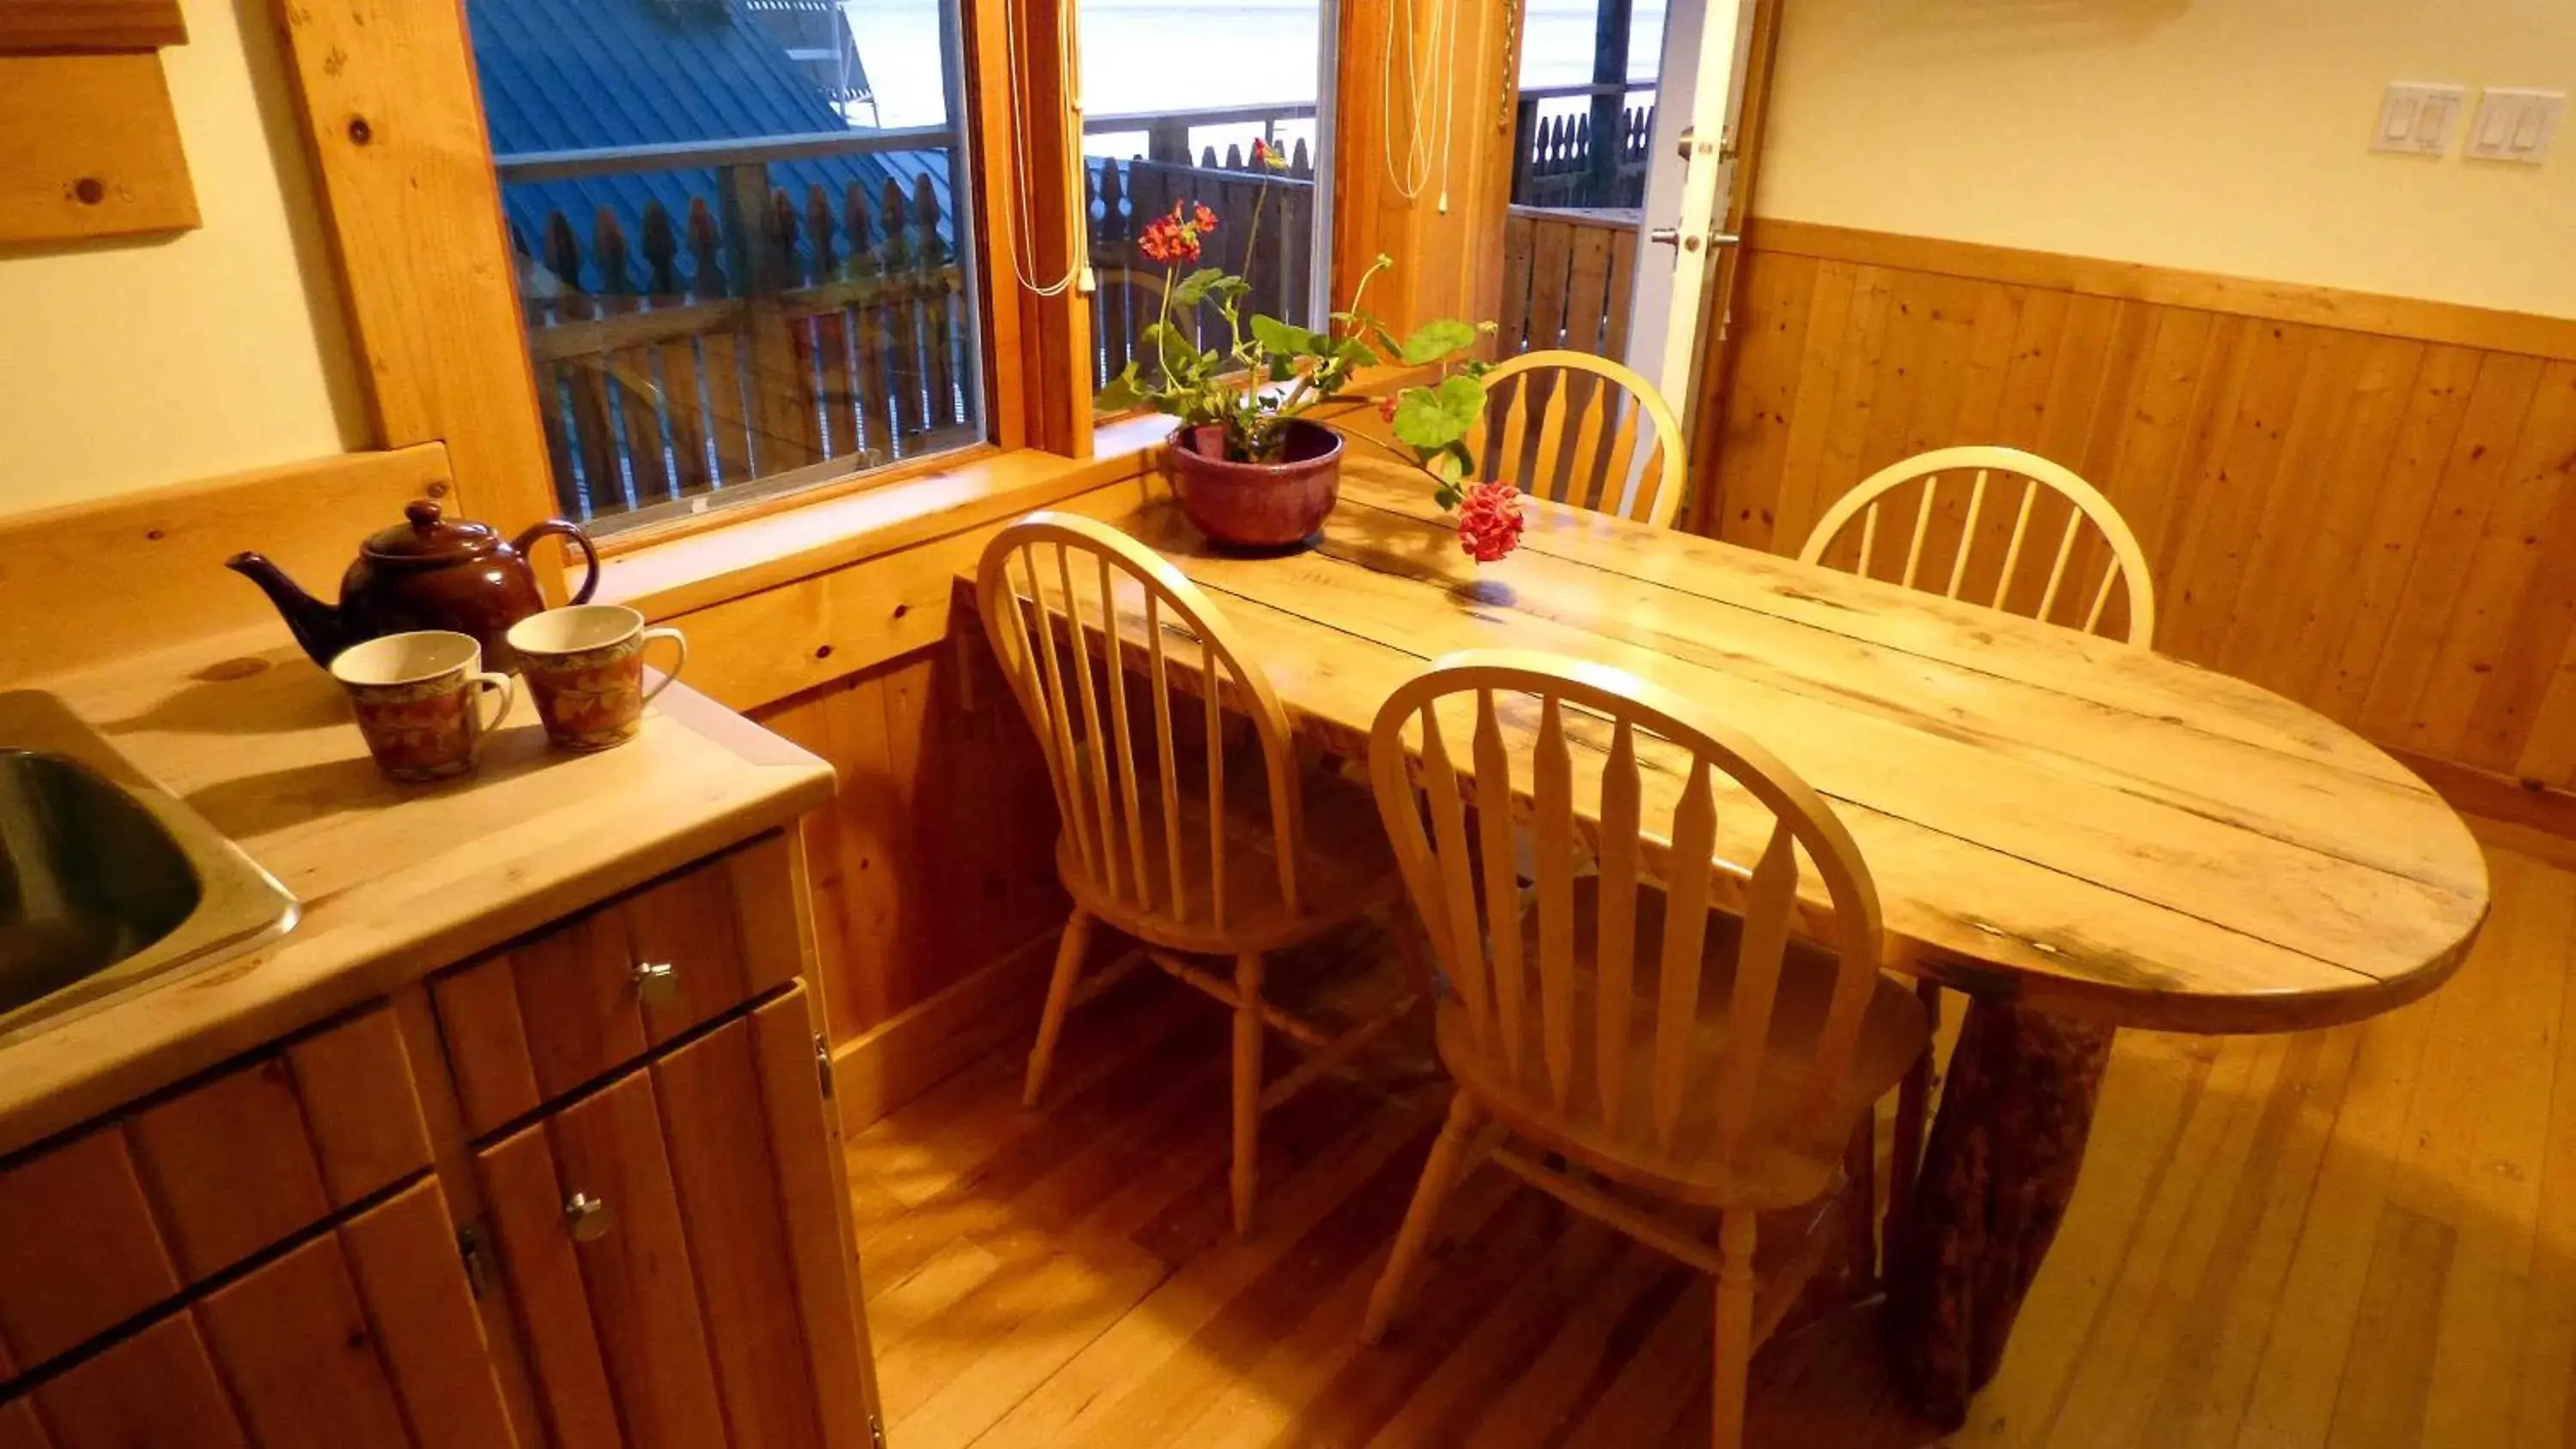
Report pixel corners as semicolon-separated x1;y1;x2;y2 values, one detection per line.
1096;150;1525;561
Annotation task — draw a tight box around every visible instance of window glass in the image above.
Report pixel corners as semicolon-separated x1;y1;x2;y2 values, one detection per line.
1513;0;1663;209
468;0;986;531
1077;0;1334;403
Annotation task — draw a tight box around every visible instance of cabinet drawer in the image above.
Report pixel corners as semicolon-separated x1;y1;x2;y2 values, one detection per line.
0;1176;513;1449
0;1007;431;1372
432;834;805;1137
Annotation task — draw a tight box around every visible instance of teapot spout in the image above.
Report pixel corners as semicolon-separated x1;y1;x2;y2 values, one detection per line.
226;553;352;667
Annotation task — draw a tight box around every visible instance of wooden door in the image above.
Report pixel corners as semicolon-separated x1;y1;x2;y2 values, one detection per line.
2;1176;513;1449
472;982;878;1449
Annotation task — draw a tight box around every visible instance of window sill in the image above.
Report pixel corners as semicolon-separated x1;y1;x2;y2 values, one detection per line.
597;414;1176;620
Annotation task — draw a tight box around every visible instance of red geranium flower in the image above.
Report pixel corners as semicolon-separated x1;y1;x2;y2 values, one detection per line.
1139;213;1198;265
1193;203;1218;232
1455;480;1525;563
1376;395;1400;422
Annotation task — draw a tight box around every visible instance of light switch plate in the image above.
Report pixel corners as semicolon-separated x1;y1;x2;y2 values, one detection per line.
2465;88;2564;164
2372;82;2466;155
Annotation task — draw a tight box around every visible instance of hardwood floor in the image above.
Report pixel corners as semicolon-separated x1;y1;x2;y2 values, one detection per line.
842;826;2573;1447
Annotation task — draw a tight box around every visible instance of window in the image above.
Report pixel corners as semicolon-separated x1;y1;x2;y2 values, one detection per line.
468;0;987;531
1511;0;1663;210
1075;0;1337;405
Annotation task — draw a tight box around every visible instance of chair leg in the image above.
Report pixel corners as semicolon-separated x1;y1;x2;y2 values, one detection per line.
1022;907;1094;1110
1884;979;1943;1258
1711;1210;1759;1449
1360;1088;1484;1345
1230;949;1267;1240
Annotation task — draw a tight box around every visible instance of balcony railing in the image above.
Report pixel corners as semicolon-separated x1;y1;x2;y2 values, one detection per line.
1496;204;1642;361
495;134;976;530
1512;82;1656;210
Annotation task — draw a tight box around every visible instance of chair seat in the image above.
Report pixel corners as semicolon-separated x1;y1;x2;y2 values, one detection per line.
1436;877;1928;1211
1057;756;1397;955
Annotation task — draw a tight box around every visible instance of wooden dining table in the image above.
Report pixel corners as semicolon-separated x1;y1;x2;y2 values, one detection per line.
966;454;2491;1426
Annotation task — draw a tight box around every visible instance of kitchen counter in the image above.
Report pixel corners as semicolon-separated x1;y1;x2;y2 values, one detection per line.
0;624;835;1160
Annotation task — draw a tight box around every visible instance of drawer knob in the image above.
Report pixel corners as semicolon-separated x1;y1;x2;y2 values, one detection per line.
629;960;678;1007
564;1191;614;1242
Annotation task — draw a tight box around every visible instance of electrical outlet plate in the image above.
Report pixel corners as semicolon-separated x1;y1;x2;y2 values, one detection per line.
2372;82;2466;155
2465;88;2565;165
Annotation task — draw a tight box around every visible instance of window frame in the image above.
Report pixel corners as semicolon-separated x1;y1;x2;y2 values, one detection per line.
266;0;1098;561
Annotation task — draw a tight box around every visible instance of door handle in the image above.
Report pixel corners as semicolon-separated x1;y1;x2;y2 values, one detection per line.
1649;227;1743;254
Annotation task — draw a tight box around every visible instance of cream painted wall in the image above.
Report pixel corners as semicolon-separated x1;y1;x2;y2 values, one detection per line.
1754;0;2576;318
0;0;364;519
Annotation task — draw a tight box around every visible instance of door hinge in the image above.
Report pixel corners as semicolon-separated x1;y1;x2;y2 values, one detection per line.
869;1414;887;1448
457;1222;492;1300
815;1031;835;1100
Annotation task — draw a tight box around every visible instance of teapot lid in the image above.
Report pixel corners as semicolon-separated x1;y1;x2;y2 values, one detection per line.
364;500;500;562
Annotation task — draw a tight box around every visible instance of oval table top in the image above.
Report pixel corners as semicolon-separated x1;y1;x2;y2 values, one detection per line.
999;458;2490;1034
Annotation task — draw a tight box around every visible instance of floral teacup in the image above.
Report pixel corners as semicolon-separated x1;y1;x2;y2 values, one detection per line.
505;604;688;752
328;631;516;783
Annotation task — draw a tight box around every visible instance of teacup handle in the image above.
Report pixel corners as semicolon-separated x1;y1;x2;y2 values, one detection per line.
637;627;689;707
469;670;517;751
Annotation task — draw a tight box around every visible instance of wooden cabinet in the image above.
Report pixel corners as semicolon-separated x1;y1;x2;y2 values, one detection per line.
477;984;877;1449
0;829;881;1449
3;1176;512;1448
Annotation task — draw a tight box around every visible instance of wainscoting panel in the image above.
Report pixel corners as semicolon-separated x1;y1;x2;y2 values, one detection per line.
1704;222;2576;787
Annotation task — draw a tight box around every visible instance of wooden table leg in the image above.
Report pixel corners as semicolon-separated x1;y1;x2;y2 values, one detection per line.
1880;999;2115;1430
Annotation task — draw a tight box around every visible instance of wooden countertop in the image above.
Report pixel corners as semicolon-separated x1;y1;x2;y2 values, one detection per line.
0;626;835;1161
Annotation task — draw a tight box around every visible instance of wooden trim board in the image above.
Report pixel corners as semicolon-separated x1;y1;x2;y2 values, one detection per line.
2387;744;2576;846
1743;219;2576;364
0;0;185;52
264;0;562;561
0;445;452;685
828;928;1058;1129
0;52;196;244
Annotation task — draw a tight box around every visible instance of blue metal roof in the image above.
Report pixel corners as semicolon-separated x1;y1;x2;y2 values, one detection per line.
466;0;955;295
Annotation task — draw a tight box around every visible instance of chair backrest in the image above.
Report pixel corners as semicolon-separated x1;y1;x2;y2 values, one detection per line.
1473;349;1686;528
977;512;1303;933
1366;649;1886;1171
1797;446;2157;646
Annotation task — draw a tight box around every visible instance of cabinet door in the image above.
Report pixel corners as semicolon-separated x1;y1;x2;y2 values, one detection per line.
13;1176;511;1449
743;986;882;1449
477;1068;728;1449
471;983;879;1449
197;1175;518;1449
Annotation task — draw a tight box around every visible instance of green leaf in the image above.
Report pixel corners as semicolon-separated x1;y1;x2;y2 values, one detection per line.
1249;313;1322;358
1391;373;1485;450
1169;267;1225;306
1332;336;1380;368
1398;318;1478;365
1095;374;1146;413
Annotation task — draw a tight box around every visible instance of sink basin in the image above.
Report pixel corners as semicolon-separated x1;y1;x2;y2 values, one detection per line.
0;692;295;1043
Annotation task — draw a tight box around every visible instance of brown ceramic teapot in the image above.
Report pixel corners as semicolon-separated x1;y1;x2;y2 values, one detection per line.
228;500;600;671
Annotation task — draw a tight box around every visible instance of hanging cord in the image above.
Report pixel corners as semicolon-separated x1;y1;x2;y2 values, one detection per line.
1381;0;1446;200
1434;0;1464;212
1004;0;1090;297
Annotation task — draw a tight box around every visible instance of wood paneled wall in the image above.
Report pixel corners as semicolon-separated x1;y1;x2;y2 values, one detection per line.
750;640;1065;1046
1704;221;2576;788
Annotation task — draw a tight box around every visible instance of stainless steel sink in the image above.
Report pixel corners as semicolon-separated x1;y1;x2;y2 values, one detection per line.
0;692;296;1042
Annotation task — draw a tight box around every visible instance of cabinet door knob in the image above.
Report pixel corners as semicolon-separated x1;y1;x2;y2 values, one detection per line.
564;1191;614;1242
629;960;678;1007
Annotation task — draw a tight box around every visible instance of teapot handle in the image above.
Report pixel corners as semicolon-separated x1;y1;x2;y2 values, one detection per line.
513;519;602;604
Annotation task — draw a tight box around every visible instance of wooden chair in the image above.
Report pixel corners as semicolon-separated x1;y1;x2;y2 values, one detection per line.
1797;445;2157;646
1474;349;1686;528
1357;649;1928;1448
975;512;1419;1238
1797;446;2155;1287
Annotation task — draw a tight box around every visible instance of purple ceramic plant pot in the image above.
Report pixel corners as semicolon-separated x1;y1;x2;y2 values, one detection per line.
1169;420;1344;550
